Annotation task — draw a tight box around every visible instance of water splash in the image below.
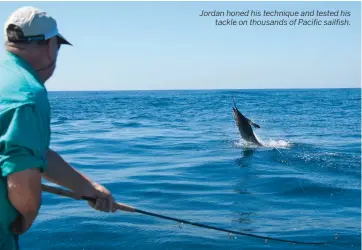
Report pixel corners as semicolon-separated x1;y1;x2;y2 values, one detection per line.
261;139;292;149
233;138;292;149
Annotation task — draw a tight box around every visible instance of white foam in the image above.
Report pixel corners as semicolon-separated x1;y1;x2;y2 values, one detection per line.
260;138;292;149
233;140;260;149
233;137;292;149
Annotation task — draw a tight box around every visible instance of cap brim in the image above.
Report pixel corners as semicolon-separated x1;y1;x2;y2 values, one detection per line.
57;33;72;46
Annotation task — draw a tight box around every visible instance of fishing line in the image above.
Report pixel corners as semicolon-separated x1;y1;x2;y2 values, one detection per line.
41;184;338;246
271;143;334;237
273;145;319;205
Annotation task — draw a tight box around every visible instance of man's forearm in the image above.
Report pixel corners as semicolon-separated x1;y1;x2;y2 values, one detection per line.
42;149;94;196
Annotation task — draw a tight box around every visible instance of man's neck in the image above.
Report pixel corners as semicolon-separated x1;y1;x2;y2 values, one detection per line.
5;49;47;83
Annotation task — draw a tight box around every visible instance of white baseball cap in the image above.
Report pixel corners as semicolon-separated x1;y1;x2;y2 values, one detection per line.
4;6;72;45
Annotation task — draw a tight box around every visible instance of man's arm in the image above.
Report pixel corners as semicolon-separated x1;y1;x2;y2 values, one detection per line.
1;105;48;235
42;149;94;196
42;149;116;212
8;168;42;235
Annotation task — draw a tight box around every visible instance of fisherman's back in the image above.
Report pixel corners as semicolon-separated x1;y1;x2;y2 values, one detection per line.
0;51;51;249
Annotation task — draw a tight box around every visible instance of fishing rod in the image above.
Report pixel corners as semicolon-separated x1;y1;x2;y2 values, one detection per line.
41;184;338;246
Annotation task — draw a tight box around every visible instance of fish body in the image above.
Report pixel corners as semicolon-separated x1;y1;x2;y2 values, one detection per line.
232;98;262;146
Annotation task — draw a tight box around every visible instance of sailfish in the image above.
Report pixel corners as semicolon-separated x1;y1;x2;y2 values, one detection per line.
232;98;263;147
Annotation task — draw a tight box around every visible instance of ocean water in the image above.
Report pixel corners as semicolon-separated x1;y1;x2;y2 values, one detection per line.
18;88;360;250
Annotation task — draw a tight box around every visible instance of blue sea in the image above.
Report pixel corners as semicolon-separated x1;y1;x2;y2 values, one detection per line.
19;88;360;250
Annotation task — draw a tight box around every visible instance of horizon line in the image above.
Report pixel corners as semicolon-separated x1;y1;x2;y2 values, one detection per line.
47;87;361;92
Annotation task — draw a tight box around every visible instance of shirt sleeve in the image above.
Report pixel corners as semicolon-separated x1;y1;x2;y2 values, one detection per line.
1;104;48;177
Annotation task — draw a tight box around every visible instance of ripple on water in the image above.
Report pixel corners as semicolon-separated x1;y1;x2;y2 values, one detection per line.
18;89;361;250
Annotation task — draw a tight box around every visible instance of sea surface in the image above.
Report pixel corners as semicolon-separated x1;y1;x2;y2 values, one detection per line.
19;89;360;250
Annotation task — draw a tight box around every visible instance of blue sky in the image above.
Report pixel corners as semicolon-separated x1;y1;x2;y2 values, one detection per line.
0;1;360;91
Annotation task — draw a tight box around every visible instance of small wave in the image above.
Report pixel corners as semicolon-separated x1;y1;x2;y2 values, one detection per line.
112;121;143;128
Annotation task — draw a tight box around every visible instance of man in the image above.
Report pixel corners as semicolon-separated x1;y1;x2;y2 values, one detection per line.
0;6;117;249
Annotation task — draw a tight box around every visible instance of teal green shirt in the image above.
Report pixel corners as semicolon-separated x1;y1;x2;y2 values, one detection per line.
0;51;51;249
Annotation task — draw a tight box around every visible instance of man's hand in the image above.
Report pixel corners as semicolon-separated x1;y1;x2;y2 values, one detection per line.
84;182;117;213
